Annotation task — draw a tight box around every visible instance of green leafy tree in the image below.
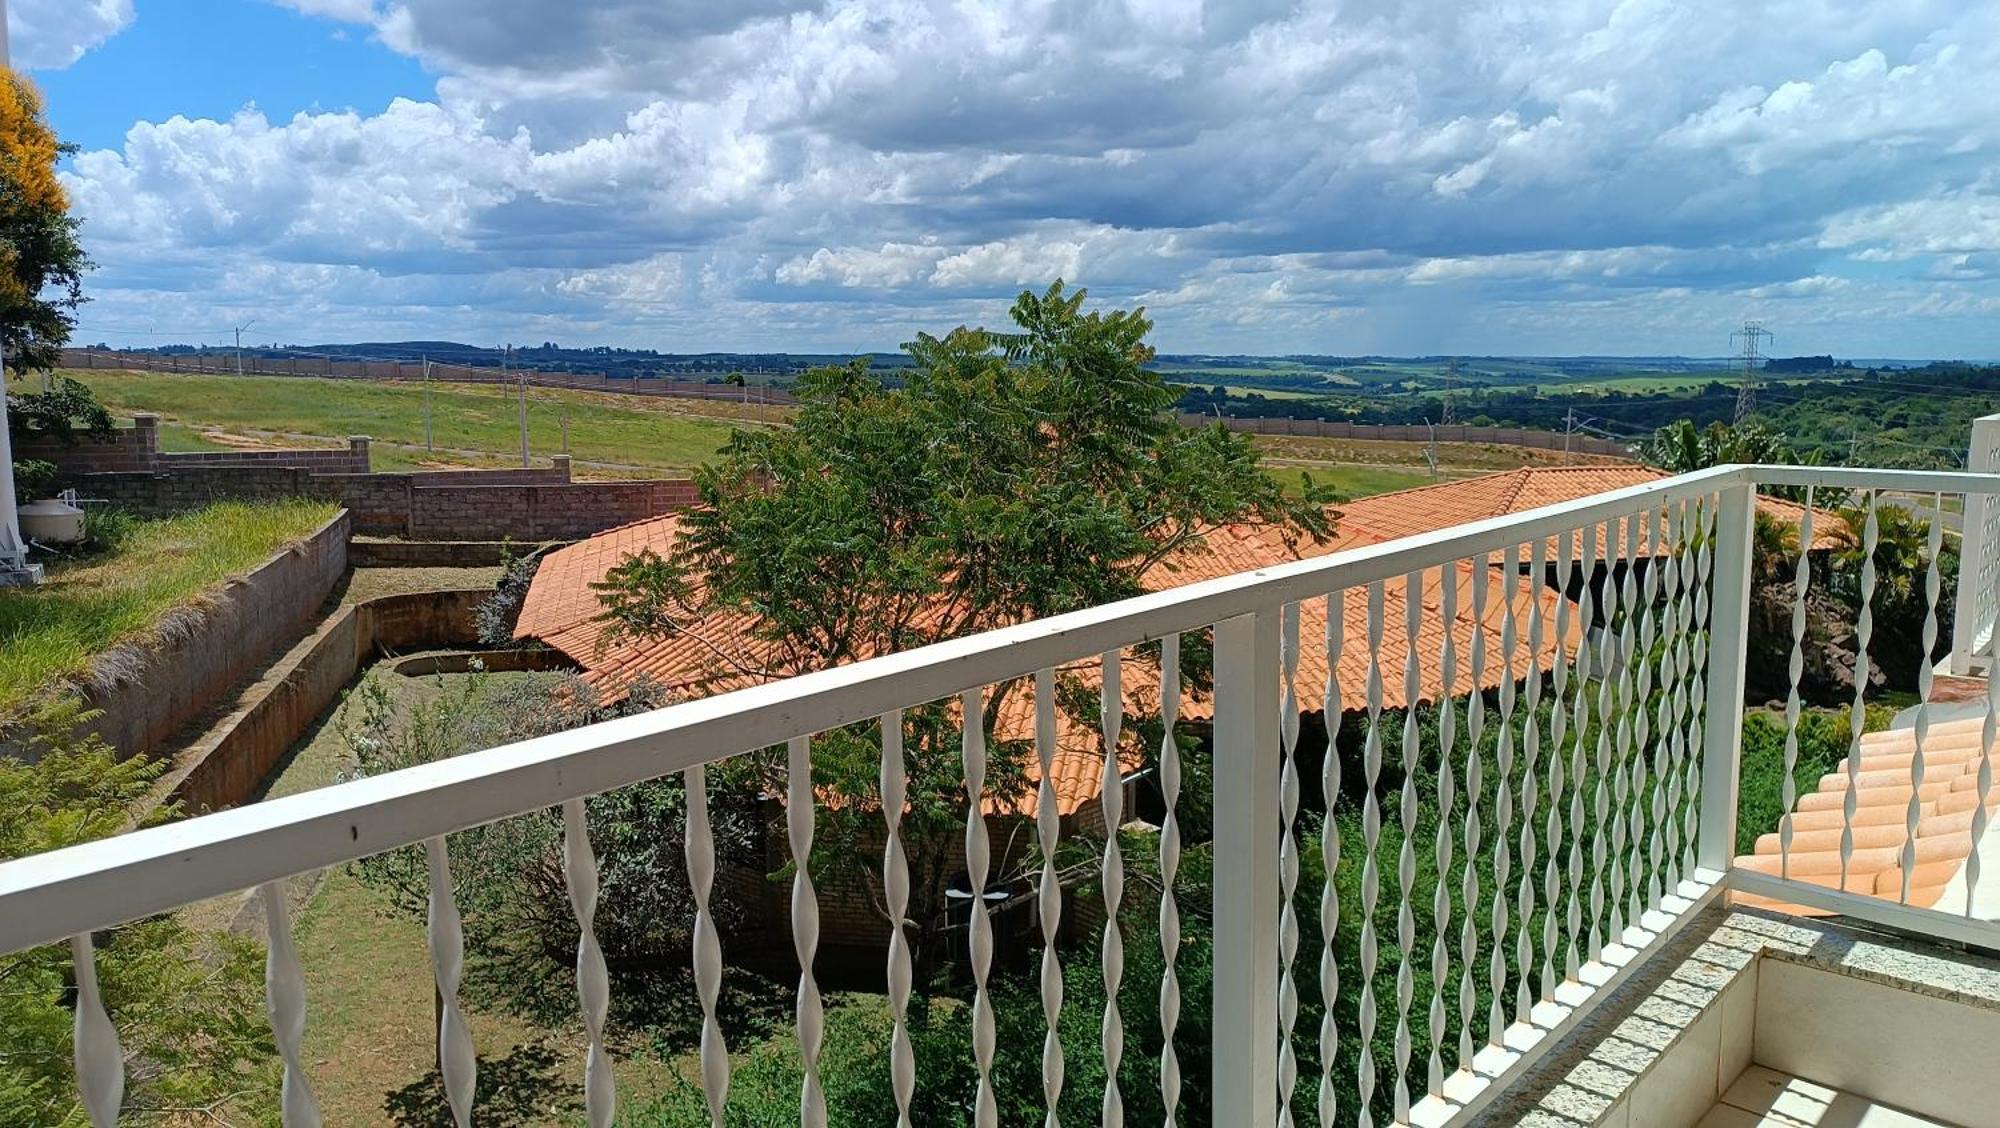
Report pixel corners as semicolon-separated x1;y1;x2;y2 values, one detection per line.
595;280;1335;972
0;700;274;1125
0;69;88;374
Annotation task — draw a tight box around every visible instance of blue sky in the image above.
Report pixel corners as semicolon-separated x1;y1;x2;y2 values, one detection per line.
13;0;2000;358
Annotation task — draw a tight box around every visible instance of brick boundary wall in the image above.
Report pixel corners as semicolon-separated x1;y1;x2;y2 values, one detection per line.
31;419;699;540
0;511;353;765
1179;413;1631;457
60;348;799;405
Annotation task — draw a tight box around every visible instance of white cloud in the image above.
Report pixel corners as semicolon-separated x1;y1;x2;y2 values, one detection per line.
269;0;378;22
7;0;131;69
46;0;2000;355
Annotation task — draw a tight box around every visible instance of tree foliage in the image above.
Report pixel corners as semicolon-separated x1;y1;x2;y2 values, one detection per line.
0;68;88;373
0;700;274;1125
594;281;1336;970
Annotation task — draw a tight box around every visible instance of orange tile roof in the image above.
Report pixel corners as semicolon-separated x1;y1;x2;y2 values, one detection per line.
517;476;1592;816
1329;465;1843;554
1735;712;1997;915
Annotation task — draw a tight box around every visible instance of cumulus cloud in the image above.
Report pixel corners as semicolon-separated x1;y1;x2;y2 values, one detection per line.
46;0;2000;354
8;0;131;70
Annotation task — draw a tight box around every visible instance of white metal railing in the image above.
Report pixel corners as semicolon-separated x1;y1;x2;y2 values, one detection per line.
5;462;2000;1126
1951;412;2000;675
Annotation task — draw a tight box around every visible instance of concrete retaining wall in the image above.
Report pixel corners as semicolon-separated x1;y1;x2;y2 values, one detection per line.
18;511;355;766
161;588;492;815
348;540;537;567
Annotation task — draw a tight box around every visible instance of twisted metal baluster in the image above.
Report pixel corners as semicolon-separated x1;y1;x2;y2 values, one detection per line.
259;881;322;1127
1458;562;1488;1073
1780;491;1814;883
963;688;998;1127
1588;519;1618;962
1975;549;2000;915
1359;581;1387;1126
69;934;123;1128
1903;496;1946;904
1429;573;1459;1098
1626;514;1658;927
1647;506;1681;910
1157;638;1184;1125
788;735;827;1127
1516;540;1545;1021
1318;597;1346;1126
1565;523;1597;981
1279;604;1303;1128
1032;671;1064;1125
1100;650;1126;1128
1488;545;1519;1048
686;763;731;1125
426;836;476;1128
1544;528;1576;996
1393;574;1421;1123
1661;501;1694;893
562;800;615;1126
1609;517;1639;943
881;714;916;1127
1683;501;1716;877
1841;494;1877;893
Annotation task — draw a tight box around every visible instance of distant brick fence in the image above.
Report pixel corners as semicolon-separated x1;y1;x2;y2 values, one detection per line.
60;347;798;405
1182;414;1631;457
32;416;699;540
13;413;371;474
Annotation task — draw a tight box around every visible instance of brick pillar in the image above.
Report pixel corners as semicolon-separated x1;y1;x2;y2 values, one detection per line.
551;454;572;481
348;435;372;472
131;413;161;469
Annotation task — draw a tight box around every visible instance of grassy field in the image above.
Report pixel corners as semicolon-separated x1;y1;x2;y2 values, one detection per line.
1266;463;1440;497
0;499;338;718
62;369;767;476
68;366;1612;499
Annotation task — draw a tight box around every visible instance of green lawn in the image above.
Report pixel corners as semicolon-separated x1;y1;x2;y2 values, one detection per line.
0;499;338;718
1266;463;1441;498
62;369;760;475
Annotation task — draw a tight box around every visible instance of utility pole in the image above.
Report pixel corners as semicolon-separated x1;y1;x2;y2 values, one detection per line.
1423;419;1441;480
510;344;529;468
0;0;41;585
1730;320;1772;424
1563;407;1576;464
234;319;257;377
422;357;434;453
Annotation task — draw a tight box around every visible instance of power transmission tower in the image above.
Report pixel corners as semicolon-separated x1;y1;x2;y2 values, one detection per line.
1730;320;1773;423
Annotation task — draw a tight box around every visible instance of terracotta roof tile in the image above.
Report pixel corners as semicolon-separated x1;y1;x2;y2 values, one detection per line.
1735;713;1997;915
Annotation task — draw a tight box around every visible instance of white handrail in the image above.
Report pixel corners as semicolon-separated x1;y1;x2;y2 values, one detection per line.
0;464;1751;953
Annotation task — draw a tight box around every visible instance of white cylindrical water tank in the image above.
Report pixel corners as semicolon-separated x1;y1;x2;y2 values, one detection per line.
18;498;85;544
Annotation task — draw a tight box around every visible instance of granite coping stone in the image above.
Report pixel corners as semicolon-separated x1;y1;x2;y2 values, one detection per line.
1469;905;2000;1125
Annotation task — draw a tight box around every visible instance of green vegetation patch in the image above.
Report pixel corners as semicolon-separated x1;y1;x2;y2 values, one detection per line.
0;498;338;718
63;369;759;475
